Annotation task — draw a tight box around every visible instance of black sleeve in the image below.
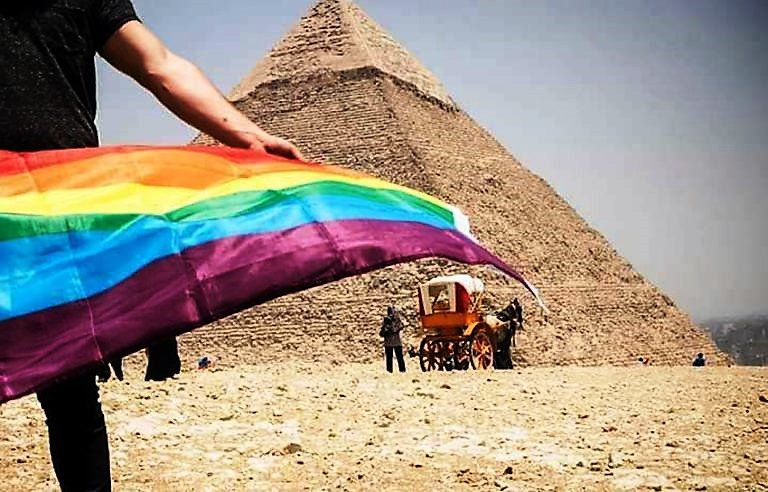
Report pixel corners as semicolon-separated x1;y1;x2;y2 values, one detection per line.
91;0;140;50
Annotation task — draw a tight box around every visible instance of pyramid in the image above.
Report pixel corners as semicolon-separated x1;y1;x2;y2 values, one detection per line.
188;0;727;366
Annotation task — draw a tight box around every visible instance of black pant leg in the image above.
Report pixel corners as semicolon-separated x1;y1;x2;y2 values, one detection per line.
37;371;111;492
145;337;180;381
394;346;406;372
385;346;394;373
96;364;111;383
111;358;124;381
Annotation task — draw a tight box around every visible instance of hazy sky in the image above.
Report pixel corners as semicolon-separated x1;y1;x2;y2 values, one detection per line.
96;0;768;321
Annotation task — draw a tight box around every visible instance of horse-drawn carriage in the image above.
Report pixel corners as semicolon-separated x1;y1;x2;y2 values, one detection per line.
416;275;521;371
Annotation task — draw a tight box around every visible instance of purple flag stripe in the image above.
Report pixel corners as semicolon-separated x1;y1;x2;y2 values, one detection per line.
0;219;527;403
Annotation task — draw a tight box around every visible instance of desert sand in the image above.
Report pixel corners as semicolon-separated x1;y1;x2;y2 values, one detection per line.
1;362;766;491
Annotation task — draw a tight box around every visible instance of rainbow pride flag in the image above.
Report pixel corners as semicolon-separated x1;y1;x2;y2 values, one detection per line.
0;146;538;403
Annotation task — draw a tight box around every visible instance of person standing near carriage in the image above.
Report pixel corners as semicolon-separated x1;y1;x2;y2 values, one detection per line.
380;306;406;373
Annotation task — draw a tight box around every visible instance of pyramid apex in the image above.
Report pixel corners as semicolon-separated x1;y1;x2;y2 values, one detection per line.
229;0;454;106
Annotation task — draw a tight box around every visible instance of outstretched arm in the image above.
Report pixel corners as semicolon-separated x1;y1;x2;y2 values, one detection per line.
100;21;303;160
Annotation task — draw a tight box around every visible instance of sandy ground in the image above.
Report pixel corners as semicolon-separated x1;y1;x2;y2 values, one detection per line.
1;363;766;491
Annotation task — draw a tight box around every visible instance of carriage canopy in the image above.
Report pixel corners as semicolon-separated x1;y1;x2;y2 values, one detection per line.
418;275;484;315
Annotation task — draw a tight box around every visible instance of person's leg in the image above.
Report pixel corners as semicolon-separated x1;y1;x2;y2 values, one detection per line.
385;346;394;373
168;337;181;376
111;357;124;381
37;371;111;492
145;337;181;381
495;342;506;369
96;364;111;383
395;346;406;372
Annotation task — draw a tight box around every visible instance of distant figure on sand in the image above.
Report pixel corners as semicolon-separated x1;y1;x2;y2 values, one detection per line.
692;353;706;367
380;306;406;373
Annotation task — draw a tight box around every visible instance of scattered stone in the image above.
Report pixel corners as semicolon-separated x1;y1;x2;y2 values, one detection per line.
440;384;451;389
502;466;513;475
276;443;303;455
759;395;768;403
602;425;617;432
494;478;510;490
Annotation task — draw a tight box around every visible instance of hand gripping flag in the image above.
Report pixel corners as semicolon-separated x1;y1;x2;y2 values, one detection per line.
0;146;541;403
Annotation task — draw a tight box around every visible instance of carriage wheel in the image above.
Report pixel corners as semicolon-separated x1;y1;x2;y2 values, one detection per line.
436;341;456;371
453;340;471;370
470;327;494;370
419;338;440;372
420;339;453;371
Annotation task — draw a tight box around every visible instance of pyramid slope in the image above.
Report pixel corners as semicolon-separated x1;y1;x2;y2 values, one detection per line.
189;1;727;366
191;71;726;366
228;0;453;106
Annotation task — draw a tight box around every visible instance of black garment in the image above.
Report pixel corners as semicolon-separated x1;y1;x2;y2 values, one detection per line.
96;364;111;383
0;0;139;151
380;307;404;348
2;2;138;490
97;357;124;382
693;356;706;367
145;338;181;381
111;357;124;380
37;372;111;492
495;322;514;370
385;346;406;373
